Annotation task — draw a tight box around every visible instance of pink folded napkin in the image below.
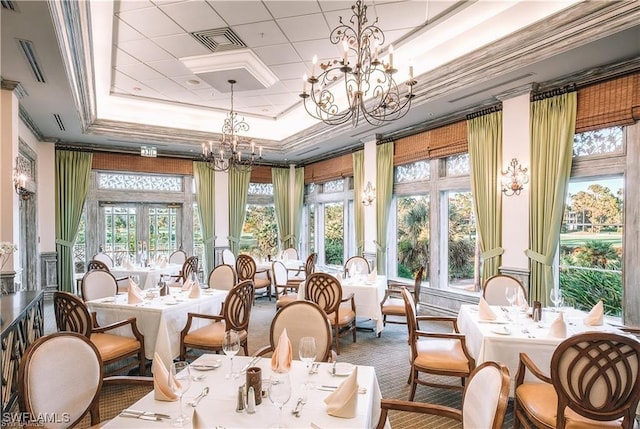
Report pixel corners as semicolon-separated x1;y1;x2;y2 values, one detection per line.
366;268;377;282
548;311;567;338
324;366;358;418
188;281;201;299
152;352;178;401
271;328;292;373
584;300;604;326
478;297;497;321
192;410;207;429
127;280;144;304
181;277;193;291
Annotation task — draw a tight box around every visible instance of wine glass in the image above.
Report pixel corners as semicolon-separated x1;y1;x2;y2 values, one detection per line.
268;372;292;429
505;286;517;320
223;330;240;379
550;288;563;311
299;337;317;388
169;361;191;427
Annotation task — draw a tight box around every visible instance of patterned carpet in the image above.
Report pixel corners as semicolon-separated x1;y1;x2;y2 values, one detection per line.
44;297;516;428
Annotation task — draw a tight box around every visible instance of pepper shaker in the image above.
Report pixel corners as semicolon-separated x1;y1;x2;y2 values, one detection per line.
236;385;246;413
246;387;256;414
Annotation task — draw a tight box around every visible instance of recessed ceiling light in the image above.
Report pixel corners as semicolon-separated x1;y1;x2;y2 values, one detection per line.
186;79;201;86
133;87;142;92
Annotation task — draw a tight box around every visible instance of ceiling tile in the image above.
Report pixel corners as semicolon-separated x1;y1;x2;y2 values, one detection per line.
173;74;214;91
115;19;146;43
140;77;189;94
232;21;288;48
147;59;193;78
277;14;331;43
119;39;173;62
293;39;342;63
280;77;306;93
208;1;272;26
264;1;321;18
116;0;155;14
269;62;309;81
152;34;211;58
318;1;355;13
117;61;166;81
114;48;139;66
162;90;204;105
373;1;429;30
253;44;301;66
159;1;226;32
118;6;184;38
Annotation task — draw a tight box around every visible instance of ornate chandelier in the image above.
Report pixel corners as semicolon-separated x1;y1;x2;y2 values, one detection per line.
299;0;416;127
201;80;262;172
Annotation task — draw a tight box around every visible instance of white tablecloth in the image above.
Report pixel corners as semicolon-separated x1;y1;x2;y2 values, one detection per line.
457;304;622;394
87;289;226;363
298;275;387;334
101;355;388;429
110;264;182;290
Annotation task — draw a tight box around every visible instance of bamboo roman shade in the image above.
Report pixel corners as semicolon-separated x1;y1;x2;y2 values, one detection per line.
304;153;353;184
575;72;640;132
92;151;193;175
250;165;272;183
393;120;468;166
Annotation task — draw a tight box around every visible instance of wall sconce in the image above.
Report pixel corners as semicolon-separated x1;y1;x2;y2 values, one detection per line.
13;157;34;200
501;158;529;196
362;181;376;206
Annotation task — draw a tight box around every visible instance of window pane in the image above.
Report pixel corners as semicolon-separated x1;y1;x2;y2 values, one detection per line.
447;191;476;289
323;179;344;193
573;126;623;157
98;173;182;192
103;206;137;265
242;204;278;258
395;161;430;183
148;207;178;258
193;203;204;266
396;195;430;281
560;177;623;316
248;183;274;195
445;154;470;177
324;202;344;265
73;207;87;273
308;203;315;254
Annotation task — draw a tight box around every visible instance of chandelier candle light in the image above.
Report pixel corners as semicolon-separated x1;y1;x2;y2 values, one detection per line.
201;80;262;172
300;0;416;127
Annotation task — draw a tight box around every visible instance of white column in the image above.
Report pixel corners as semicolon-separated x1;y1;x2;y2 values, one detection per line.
501;93;531;271
289;164;296;252
214;171;229;248
362;136;377;255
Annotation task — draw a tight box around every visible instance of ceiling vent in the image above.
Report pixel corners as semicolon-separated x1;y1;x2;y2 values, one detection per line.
53;113;65;131
190;27;246;53
1;1;17;10
18;39;46;83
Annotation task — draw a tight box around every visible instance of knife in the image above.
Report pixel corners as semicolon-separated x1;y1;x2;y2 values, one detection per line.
120;413;165;421
240;355;261;374
121;410;171;419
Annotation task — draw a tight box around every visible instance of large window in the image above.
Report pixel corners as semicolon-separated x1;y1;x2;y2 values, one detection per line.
446;191;476;290
324;202;344;265
560;127;625;316
241;183;278;258
396;195;430;280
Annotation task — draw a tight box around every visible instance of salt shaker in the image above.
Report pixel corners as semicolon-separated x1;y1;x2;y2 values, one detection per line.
236;385;246;413
246;387;256;414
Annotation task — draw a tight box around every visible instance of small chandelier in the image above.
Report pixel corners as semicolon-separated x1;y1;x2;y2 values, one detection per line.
362;181;376;206
300;0;416;127
501;158;529;196
201;79;262;172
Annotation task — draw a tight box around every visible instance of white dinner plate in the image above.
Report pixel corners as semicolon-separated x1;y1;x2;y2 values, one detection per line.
491;326;512;335
192;361;221;371
164;301;179;305
330;362;355;376
101;297;116;303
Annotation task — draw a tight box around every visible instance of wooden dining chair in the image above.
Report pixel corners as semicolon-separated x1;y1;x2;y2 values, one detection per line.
93;252;114;268
376;361;510;429
513;332;640;429
272;260;299;310
380;266;424;330
81;269;118;301
53;291;146;376
172;255;199;283
207;264;237;291
168;249;187;266
281;247;299;260
221;249;236;266
402;287;475;399
180;280;255;359
305;272;356;355
287;252;317;287
344;255;371;276
255;300;333;362
236;254;271;301
483;274;527;306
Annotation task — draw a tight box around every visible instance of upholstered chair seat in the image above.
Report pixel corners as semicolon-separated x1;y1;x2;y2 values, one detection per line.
90;333;143;362
327;304;356;326
381;296;405;316
183;322;248;349
414;338;472;373
380;267;424;331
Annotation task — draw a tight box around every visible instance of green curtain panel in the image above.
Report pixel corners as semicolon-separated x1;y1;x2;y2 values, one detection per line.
527;92;577;305
272;168;292;249
292;167;305;252
375;142;394;274
468;111;503;285
55;150;93;293
193;161;215;275
353;150;365;254
228;168;251;255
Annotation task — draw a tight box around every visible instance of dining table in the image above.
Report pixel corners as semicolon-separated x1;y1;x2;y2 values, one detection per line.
297;274;387;335
109;263;183;290
86;288;227;365
456;303;623;394
100;355;389;429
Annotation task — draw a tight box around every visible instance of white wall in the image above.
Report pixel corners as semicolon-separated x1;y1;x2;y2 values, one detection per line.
0;89;20;272
363;137;377;254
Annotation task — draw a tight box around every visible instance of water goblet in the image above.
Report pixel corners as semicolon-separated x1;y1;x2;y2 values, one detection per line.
504;286;517;320
550;288;563;311
169;361;191;427
223;330;240;379
268;373;291;429
299;337;317;389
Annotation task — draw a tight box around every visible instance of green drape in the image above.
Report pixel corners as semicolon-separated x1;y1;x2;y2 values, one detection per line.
55;150;92;293
527;92;577;305
193;161;215;275
468;111;503;284
353;151;365;254
292;167;305;251
375;142;394;274
272;168;292;249
228;168;250;255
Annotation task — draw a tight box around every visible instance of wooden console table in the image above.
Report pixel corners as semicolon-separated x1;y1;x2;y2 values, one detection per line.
1;291;44;415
